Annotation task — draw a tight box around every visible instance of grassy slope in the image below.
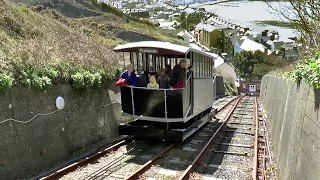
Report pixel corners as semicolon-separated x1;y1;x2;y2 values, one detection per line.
0;1;185;90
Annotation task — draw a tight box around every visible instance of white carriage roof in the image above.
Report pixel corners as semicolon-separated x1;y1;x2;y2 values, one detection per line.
114;41;189;55
114;41;215;58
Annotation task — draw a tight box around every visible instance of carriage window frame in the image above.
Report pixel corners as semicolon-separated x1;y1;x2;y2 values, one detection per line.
202;55;205;77
205;56;208;77
207;57;210;77
209;57;212;77
197;54;201;78
193;52;197;78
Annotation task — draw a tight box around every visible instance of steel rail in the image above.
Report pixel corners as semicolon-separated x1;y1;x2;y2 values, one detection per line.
125;144;175;180
218;96;241;112
177;96;243;180
41;136;134;180
252;97;259;180
263;138;267;180
262;122;267;180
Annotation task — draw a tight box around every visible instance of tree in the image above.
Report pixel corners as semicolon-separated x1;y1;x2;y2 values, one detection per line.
233;51;273;79
267;0;320;55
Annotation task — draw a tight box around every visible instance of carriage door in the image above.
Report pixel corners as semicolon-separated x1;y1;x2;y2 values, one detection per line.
249;84;256;92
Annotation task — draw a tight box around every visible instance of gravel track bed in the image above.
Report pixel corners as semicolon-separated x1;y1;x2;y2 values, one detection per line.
194;97;255;180
140;109;234;179
59;141;168;180
139;97;239;179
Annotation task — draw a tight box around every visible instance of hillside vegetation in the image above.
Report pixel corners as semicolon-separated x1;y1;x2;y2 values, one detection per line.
0;1;185;92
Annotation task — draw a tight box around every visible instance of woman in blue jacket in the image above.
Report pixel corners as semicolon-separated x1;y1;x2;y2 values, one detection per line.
119;64;137;86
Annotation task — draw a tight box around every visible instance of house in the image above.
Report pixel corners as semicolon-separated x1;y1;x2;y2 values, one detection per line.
157;11;170;19
215;62;237;84
202;51;238;83
169;12;180;20
149;19;160;27
194;22;206;42
184;7;195;14
177;31;192;45
265;40;284;51
198;24;228;50
239;37;267;53
225;35;242;61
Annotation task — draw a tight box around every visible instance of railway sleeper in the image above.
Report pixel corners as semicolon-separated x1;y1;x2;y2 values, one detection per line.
224;130;254;136
211;150;250;156
214;142;253;148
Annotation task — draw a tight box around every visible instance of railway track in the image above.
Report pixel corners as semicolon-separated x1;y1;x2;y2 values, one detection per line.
42;96;268;180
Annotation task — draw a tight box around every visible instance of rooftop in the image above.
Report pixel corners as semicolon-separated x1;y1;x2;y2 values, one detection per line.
240;38;266;52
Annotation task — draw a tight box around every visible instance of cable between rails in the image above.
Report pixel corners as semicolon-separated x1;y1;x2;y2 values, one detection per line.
0;100;121;125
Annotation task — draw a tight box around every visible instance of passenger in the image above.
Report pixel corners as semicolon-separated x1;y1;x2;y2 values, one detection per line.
119;64;137;86
157;69;170;89
136;70;149;87
187;65;193;79
169;59;187;87
165;65;172;78
172;73;186;89
147;75;159;89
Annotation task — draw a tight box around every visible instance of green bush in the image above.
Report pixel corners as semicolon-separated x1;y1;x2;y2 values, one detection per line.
0;61;121;92
31;75;53;91
283;53;320;89
0;74;14;92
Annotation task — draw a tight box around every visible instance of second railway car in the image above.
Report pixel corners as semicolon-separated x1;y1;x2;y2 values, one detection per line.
114;41;218;142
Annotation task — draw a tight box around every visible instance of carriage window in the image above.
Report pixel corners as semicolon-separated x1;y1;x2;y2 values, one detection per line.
205;57;208;77
207;57;210;77
204;56;206;77
198;54;201;78
210;58;213;77
148;54;153;71
200;55;202;78
202;55;205;77
193;53;197;78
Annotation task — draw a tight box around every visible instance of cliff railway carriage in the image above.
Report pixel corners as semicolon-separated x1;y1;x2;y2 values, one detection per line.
114;41;217;142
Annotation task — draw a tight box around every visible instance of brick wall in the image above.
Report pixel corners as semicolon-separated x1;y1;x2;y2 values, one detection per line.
261;75;320;179
0;82;122;180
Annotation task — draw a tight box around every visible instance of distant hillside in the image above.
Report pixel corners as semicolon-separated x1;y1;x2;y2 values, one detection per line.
0;1;185;91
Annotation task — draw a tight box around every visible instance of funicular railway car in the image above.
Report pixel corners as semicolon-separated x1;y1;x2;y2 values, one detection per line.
113;41;218;142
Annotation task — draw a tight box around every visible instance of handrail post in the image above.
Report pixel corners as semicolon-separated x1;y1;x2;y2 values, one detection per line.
164;90;168;130
130;86;135;116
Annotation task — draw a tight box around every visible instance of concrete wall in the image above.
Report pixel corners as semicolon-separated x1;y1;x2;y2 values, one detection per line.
260;75;320;180
0;83;121;180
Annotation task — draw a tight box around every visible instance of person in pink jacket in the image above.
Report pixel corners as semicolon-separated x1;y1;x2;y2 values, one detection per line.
172;73;186;89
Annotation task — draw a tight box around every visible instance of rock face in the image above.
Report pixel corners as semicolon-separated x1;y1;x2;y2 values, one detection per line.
0;82;122;179
260;75;320;180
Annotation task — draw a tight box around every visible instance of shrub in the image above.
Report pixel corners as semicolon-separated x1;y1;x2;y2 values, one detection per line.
0;74;14;92
283;53;320;89
31;75;53;91
71;71;103;90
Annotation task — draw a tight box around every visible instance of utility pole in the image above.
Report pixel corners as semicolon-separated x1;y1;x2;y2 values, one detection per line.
186;14;188;31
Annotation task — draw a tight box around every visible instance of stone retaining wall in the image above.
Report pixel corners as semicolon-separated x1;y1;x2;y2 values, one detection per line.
260;75;320;180
0;83;121;180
